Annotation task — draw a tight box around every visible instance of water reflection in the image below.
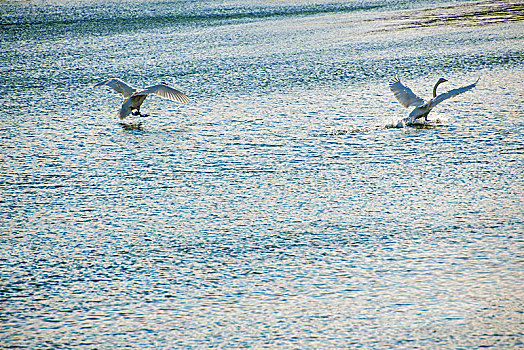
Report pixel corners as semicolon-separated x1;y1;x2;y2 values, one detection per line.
119;121;147;131
367;0;524;33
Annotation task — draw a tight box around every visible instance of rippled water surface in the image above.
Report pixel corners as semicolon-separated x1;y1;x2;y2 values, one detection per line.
1;0;523;348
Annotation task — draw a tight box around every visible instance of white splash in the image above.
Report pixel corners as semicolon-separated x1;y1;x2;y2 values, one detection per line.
382;115;449;128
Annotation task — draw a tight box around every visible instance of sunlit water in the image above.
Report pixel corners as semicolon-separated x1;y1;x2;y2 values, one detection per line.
1;0;523;348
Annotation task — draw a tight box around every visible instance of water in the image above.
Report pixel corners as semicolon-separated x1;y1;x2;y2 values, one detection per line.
1;0;523;348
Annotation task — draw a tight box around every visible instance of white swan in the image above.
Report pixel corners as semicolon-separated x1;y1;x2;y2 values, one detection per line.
390;77;478;125
94;78;190;119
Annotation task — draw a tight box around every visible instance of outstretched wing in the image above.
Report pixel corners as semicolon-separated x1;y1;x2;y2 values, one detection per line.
432;79;479;107
389;77;424;108
94;78;136;99
136;84;190;104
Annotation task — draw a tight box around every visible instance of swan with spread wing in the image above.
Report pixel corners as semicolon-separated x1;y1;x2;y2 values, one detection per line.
390;77;478;125
94;78;190;119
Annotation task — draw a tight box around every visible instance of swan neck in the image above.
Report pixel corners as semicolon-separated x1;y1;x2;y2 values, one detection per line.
433;80;444;98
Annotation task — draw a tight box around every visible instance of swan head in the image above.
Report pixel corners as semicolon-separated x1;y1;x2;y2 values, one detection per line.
437;78;448;84
160;81;168;85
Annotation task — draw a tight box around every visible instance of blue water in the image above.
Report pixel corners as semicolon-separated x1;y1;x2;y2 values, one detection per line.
1;0;523;348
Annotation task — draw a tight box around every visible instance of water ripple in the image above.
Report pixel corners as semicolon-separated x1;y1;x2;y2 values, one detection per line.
1;0;523;348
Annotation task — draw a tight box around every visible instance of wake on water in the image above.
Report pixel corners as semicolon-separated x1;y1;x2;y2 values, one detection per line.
118;112;449;135
382;115;449;129
317;115;449;136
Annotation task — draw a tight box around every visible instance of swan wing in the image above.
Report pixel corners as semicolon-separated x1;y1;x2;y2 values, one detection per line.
95;78;136;99
389;77;424;108
135;84;190;104
432;79;479;107
117;97;133;119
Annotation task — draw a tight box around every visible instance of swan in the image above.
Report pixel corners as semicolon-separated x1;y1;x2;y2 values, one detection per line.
390;76;478;125
94;78;190;119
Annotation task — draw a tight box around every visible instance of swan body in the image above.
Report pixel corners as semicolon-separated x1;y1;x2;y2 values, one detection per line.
390;77;478;125
94;78;190;119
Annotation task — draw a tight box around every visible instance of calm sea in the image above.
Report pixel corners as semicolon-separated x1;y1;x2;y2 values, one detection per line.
1;0;523;348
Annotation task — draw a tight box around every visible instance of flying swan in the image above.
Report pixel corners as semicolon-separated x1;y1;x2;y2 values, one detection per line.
94;78;190;119
390;77;478;125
